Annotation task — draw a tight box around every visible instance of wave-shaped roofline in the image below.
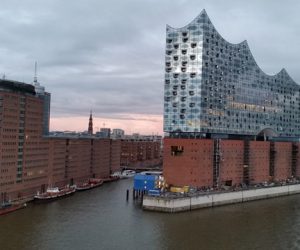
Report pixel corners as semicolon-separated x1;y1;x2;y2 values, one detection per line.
166;9;298;85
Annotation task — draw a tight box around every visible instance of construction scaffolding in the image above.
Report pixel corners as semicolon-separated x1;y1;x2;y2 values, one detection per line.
269;142;275;178
243;140;250;185
292;143;298;177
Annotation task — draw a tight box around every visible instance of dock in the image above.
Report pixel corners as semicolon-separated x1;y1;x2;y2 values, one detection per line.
143;184;300;212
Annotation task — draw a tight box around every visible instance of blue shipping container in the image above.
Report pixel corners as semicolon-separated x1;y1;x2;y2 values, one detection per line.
134;174;158;191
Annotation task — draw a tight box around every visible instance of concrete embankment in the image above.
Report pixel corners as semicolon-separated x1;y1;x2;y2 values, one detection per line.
143;184;300;212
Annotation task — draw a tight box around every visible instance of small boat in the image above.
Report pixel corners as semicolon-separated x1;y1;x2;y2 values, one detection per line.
76;178;103;191
0;202;27;216
103;175;120;183
139;171;162;176
121;170;136;178
34;186;76;202
110;171;122;178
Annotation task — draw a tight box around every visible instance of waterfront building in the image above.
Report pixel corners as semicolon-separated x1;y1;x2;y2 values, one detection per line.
163;10;300;188
164;10;300;139
120;139;162;170
0;79;120;201
0;79;161;201
47;136;121;186
0;79;48;199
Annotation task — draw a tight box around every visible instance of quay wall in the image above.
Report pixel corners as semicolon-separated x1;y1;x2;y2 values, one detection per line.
143;184;300;212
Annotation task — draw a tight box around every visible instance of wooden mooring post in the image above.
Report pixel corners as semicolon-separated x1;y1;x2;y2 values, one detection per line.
126;189;129;201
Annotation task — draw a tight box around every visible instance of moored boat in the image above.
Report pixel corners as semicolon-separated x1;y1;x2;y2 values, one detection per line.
121;170;136;178
0;202;27;216
103;175;120;183
110;171;122;178
76;178;103;191
34;186;76;202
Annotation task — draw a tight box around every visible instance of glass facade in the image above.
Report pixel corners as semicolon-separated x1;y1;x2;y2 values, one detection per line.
41;92;51;135
164;10;300;138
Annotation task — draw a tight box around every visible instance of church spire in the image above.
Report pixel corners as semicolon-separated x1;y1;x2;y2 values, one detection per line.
88;110;93;135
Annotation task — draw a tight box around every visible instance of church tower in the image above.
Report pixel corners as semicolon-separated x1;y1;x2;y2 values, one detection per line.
88;111;93;135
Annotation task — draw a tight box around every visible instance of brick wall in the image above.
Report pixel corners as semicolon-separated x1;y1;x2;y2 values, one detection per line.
249;141;270;184
219;140;244;186
273;142;292;181
163;138;298;188
120;140;162;169
110;139;121;174
163;138;214;187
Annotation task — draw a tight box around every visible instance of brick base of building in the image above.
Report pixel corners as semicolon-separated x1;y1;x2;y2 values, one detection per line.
163;138;300;188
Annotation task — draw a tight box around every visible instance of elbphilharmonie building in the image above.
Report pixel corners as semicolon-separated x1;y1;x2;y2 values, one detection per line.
164;10;300;138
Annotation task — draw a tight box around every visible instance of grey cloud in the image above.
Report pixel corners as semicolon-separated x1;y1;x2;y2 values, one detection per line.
1;0;300;126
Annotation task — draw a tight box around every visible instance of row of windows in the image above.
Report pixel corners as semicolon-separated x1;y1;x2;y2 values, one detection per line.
167;73;198;79
166;32;190;43
23;176;46;182
166;54;199;62
25;159;49;164
166;60;198;68
166;49;198;56
0;181;14;186
2;141;17;145
1;162;16;166
168;42;197;49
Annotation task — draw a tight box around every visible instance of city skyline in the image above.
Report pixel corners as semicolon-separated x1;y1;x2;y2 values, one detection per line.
1;0;300;135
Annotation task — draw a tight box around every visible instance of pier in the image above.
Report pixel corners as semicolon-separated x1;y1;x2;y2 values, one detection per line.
143;184;300;212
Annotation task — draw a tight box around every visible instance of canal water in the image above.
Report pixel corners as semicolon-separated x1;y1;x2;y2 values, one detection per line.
1;178;300;250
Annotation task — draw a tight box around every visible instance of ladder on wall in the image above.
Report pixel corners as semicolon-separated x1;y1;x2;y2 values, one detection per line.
213;139;221;188
243;140;250;185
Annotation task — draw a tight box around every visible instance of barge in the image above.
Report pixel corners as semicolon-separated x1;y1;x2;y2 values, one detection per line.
0;202;27;216
76;178;103;191
34;186;76;202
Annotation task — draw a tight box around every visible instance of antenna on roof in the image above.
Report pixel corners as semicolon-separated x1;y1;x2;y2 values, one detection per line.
34;61;38;83
2;74;5;80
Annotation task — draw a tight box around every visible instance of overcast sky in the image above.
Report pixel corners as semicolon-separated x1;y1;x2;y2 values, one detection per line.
1;0;300;134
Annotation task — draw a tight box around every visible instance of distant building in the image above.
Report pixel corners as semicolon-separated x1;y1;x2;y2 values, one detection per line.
99;128;111;138
124;133;163;142
120;139;162;170
111;129;125;139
